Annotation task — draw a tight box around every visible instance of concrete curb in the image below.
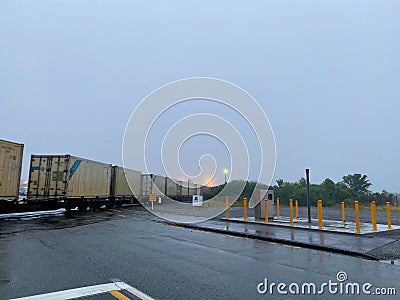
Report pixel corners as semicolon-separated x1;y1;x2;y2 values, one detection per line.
219;217;372;236
159;220;379;260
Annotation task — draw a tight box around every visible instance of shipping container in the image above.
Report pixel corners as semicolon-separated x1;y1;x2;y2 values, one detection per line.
153;174;166;195
180;180;198;197
165;177;178;197
0;139;24;200
28;155;112;200
141;174;152;197
140;174;165;197
111;166;141;199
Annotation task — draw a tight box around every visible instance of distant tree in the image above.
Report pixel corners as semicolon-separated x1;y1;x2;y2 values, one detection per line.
321;178;336;204
203;180;267;202
298;177;307;187
276;179;284;188
342;173;372;195
334;182;354;203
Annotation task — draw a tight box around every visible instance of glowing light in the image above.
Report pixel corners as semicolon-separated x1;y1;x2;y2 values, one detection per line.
205;178;213;186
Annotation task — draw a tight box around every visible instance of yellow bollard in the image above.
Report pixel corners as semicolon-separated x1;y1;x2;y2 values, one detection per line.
341;201;345;225
276;198;280;219
371;201;377;231
225;196;229;219
289;199;293;226
371;201;377;232
243;197;247;221
386;202;392;230
317;200;322;230
295;199;299;219
355;201;360;234
264;199;268;224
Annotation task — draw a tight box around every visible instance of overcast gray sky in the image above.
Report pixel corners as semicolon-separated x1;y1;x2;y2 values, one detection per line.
1;1;399;192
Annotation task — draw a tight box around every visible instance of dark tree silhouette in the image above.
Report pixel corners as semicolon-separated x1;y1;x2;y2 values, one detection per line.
342;173;372;195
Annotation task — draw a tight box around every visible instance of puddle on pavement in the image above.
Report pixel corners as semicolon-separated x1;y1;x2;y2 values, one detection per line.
380;259;400;266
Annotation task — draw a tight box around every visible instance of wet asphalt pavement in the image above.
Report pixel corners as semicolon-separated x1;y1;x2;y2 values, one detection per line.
1;207;400;299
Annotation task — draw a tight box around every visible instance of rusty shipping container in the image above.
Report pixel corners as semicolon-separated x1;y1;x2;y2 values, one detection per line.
28;155;112;200
0;139;24;200
111;166;141;199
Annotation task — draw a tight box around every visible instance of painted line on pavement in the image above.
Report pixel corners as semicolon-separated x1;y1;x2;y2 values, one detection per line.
115;282;155;300
109;290;131;300
10;281;154;300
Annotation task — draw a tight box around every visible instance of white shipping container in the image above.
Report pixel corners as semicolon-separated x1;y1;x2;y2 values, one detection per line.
28;155;112;199
0;139;24;200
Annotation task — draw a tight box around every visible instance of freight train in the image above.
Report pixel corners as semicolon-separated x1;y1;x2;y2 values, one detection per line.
0;138;203;213
0;139;24;210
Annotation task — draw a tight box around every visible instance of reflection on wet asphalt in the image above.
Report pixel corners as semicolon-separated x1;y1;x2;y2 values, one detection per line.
0;206;146;236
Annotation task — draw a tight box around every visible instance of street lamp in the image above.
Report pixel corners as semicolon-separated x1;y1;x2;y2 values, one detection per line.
306;168;311;223
224;169;228;183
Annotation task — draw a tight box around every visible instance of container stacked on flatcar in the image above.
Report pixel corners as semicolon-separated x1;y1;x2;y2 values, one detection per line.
28;155;112;210
1;137;205;212
0;139;24;212
140;174;167;198
166;177;178;197
110;166;141;206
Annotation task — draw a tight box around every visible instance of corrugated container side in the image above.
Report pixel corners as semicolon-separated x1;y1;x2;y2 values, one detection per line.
112;166;141;197
28;155;112;199
28;155;69;198
166;178;178;197
66;156;111;198
140;174;168;197
0;139;23;200
141;174;152;197
152;175;166;195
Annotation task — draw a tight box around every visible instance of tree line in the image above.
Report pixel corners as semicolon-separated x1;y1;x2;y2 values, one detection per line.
203;174;397;207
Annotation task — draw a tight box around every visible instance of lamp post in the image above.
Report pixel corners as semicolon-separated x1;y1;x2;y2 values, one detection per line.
224;169;228;184
306;168;311;223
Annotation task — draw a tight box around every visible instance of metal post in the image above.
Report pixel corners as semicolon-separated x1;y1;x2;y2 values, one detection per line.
306;168;311;223
341;201;345;225
386;201;392;230
317;200;322;230
225;196;229;219
243;197;248;221
150;174;153;195
355;201;360;234
371;201;377;232
276;198;280;219
289;199;293;226
295;199;299;219
264;199;268;224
